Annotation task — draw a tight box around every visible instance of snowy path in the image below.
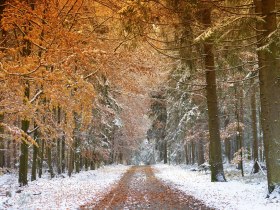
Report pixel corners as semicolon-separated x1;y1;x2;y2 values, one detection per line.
0;165;130;209
82;165;212;209
153;164;280;210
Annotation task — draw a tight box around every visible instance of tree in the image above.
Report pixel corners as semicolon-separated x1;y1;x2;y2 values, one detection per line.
198;4;226;182
257;0;280;193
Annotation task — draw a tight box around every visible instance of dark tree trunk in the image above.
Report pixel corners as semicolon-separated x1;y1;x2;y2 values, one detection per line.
0;114;4;168
31;124;39;181
0;0;6;169
61;134;66;173
201;7;226;182
68;148;74;177
251;82;259;173
19;86;30;186
38;139;44;178
257;0;280;193
197;139;205;165
47;146;54;178
163;141;167;164
191;141;195;164
225;138;231;163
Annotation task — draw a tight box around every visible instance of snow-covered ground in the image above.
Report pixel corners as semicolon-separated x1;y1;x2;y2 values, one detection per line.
153;163;280;210
0;164;130;209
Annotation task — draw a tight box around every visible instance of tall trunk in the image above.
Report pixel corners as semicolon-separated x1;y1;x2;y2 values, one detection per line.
201;7;226;182
184;144;189;164
235;85;244;177
191;140;195;164
68;147;74;177
61;134;66;173
251;81;259;173
0;0;6;169
197;139;205;165
47;146;54;178
38;139;44;178
258;0;280;193
31;124;39;181
163;141;167;164
18;0;35;187
19;86;30;186
0;114;4;168
56;107;61;174
225;138;231;163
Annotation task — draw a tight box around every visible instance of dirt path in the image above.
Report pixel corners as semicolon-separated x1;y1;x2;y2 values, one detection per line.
81;166;213;209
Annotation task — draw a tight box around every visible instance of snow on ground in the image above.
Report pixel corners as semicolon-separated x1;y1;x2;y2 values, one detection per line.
153;163;280;210
0;164;130;209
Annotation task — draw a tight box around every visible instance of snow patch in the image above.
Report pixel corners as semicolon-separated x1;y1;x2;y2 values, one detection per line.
0;164;130;209
153;164;280;210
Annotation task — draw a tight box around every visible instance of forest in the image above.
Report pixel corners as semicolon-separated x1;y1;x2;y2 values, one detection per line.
0;0;280;208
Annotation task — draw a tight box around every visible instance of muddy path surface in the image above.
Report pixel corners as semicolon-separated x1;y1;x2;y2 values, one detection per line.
81;166;213;210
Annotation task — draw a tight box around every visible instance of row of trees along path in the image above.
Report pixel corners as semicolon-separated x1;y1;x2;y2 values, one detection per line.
0;0;280;198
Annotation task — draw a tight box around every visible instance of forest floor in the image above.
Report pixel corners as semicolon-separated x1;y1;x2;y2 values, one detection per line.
154;163;280;210
0;165;129;209
81;165;212;209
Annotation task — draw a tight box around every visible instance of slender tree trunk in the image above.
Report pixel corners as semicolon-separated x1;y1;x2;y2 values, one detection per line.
257;0;280;193
251;81;259;173
31;124;39;181
68;148;74;177
61;134;66;173
184;144;189;164
56;107;61;174
163;141;167;164
198;139;205;165
235;85;244;177
47;146;54;178
225;138;231;163
0;114;4;168
201;7;226;182
191;141;195;164
38;139;44;178
0;0;6;169
19;86;30;186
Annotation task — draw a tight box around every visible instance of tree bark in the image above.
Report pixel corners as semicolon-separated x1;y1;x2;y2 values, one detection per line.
257;0;280;193
201;7;226;182
197;139;205;165
251;81;259;173
0;114;4;168
38;139;44;178
47;146;54;178
31;123;39;181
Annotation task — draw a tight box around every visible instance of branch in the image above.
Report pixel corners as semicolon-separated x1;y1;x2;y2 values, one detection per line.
29;89;43;103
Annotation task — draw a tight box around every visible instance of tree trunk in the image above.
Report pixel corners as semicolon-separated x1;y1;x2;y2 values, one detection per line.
251;82;259;173
47;146;54;178
191;140;195;164
61;134;66;173
184;144;189;164
197;139;205;165
56;107;62;174
0;0;6;169
257;0;280;193
31;124;39;181
68;148;74;177
19;86;30;186
225;138;231;163
38;139;44;178
163;141;167;164
0;114;4;168
201;7;226;182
